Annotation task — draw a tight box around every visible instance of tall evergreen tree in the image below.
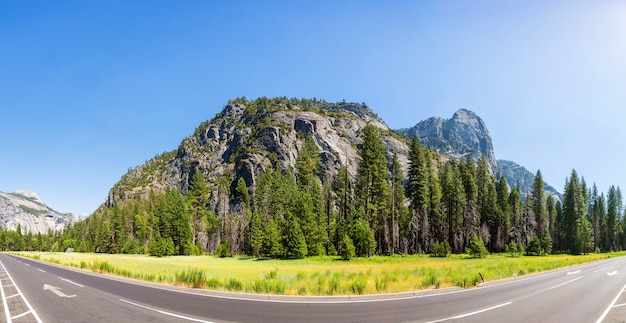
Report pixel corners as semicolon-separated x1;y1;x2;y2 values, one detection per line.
508;184;523;245
531;170;548;235
475;155;498;251
495;175;511;250
187;171;211;248
440;161;466;252
355;125;391;254
408;136;430;253
607;185;620;251
333;164;353;254
390;153;408;254
427;151;443;251
158;189;192;255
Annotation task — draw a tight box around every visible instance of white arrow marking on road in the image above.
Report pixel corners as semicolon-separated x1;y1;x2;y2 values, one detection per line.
608;271;620;276
567;270;582;275
43;284;76;298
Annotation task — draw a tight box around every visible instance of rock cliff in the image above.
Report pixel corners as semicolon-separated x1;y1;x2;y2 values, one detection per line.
406;109;497;170
0;190;76;233
107;98;410;210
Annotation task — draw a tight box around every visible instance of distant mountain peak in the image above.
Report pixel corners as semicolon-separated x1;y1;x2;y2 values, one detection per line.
406;108;497;170
0;190;76;233
12;190;43;204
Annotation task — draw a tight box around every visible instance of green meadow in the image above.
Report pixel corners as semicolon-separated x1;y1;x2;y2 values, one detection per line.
13;252;626;296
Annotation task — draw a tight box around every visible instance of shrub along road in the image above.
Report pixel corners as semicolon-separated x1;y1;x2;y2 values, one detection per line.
0;253;625;322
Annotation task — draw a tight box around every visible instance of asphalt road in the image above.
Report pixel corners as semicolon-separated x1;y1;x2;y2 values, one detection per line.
1;253;626;323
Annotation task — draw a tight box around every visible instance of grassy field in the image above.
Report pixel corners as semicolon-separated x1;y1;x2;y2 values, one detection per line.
12;251;626;296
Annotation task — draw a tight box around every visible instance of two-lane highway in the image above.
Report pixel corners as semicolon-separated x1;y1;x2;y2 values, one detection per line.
1;253;626;322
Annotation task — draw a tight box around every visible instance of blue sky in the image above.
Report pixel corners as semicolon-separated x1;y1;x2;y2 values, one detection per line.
1;1;625;214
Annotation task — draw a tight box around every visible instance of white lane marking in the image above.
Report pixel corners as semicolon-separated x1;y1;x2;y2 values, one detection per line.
550;276;583;290
24;264;30;267
37;269;45;273
594;267;607;273
567;270;582;275
608;271;620;276
58;276;84;287
424;302;512;323
596;283;626;323
0;264;12;323
119;298;215;323
0;261;43;323
6;294;19;300
613;303;626;308
12;310;32;320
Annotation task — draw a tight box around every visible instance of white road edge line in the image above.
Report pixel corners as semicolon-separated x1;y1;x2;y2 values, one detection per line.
424;302;512;323
596;283;626;323
550;276;583;290
0;261;43;323
119;298;215;323
0;262;12;323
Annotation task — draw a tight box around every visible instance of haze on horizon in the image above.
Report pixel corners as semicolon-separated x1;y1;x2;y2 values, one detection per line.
1;1;625;215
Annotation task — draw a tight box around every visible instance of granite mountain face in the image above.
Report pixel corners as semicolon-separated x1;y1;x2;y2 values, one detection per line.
403;109;559;200
107;99;559;214
0;190;77;233
405;109;497;171
107;98;411;211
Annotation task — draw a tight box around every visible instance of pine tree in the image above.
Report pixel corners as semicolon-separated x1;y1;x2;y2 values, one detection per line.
475;155;498;251
333;164;353;254
562;169;588;253
295;134;321;190
408;137;430;253
187;171;211;248
158;189;192;255
355;125;391;254
440;161;466;252
427;151;443;252
591;191;606;251
607;185;620;251
531;170;548;235
390;153;407;254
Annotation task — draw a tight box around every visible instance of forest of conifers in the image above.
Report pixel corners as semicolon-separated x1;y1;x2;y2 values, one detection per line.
1;124;624;258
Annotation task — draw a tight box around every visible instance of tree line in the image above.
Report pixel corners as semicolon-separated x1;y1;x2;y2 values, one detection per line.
3;125;626;258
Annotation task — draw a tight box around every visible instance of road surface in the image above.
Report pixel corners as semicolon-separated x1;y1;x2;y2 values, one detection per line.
1;253;626;322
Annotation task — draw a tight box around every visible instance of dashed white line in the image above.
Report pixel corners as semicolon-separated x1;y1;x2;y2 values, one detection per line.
119;298;215;323
424;302;512;323
550;276;583;290
58;276;84;288
37;268;45;273
596;283;626;323
593;267;607;273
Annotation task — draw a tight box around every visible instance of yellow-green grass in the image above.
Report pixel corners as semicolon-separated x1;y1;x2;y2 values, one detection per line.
12;252;626;296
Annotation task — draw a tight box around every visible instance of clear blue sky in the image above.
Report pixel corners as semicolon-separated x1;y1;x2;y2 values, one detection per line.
1;1;625;215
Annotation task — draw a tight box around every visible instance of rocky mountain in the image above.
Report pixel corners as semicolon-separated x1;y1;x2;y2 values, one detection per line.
496;160;562;200
0;190;76;233
107;97;411;208
405;109;497;171
400;109;559;200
